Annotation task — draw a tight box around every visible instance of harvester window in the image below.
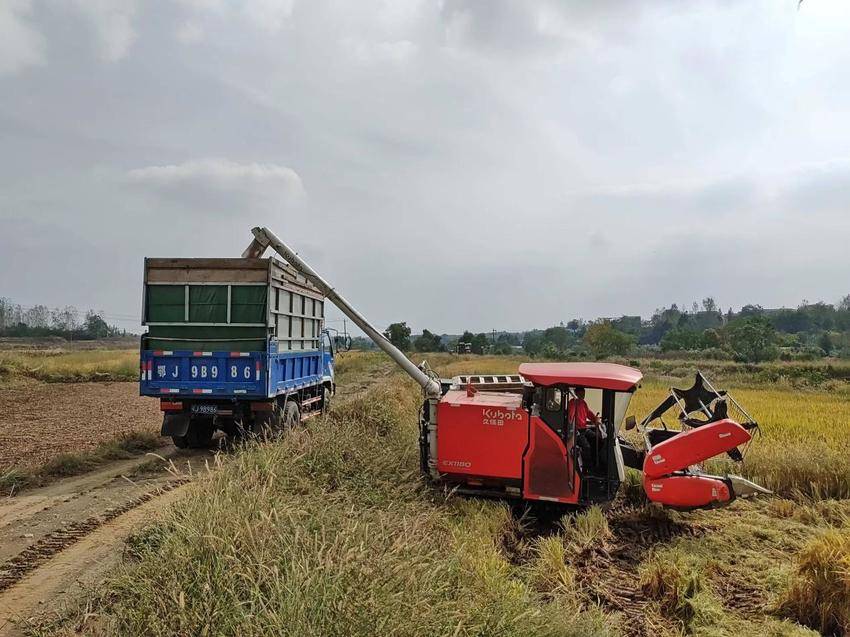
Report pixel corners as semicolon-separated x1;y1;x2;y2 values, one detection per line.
544;388;562;411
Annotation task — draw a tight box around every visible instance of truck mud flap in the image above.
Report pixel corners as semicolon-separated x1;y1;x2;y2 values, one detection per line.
161;413;190;437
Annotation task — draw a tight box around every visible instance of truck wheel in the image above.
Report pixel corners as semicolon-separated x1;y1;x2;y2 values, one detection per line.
186;417;214;448
283;401;300;428
172;434;189;449
251;409;279;437
321;387;331;414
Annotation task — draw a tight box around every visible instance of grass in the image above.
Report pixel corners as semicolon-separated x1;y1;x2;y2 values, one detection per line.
563;506;612;551
776;529;850;635
0;431;162;494
50;380;620;637
0;348;139;383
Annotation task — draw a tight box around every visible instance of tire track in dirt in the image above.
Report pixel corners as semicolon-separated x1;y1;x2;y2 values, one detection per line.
0;485;189;636
0;479;187;594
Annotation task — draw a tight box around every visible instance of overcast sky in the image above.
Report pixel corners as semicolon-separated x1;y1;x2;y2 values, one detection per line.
2;0;850;334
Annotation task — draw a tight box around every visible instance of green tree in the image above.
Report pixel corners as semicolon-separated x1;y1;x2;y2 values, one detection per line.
726;316;778;362
383;322;411;350
491;341;513;355
583;322;633;359
819;331;834;356
702;328;722;349
83;311;110;338
471;333;489;354
660;328;701;352
413;329;443;352
522;331;544;356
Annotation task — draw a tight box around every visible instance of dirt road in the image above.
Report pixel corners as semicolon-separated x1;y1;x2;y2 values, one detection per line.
0;445;215;636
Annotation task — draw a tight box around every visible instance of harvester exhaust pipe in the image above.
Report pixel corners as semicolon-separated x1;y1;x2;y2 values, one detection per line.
244;226;442;399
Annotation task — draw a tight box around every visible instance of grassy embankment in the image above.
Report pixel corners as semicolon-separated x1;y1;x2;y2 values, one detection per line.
38;351;850;636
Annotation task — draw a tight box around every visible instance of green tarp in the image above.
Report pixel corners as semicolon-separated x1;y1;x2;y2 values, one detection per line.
146;285;185;322
145;285;268;325
144;284;269;350
188;285;228;323
231;285;267;324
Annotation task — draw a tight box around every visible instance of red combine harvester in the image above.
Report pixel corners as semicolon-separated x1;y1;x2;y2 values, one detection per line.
245;227;769;511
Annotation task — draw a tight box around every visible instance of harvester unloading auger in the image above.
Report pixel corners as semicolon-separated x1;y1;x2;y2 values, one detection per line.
245;226;769;510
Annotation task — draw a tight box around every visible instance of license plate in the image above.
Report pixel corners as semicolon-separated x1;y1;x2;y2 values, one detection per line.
191;404;218;415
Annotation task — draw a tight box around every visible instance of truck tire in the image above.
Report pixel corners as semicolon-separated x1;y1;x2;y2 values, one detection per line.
283;401;300;428
321;387;331;414
172;434;189;449
186;416;214;448
251;404;283;437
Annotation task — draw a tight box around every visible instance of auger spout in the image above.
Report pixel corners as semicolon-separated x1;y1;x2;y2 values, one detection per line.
244;226;442;399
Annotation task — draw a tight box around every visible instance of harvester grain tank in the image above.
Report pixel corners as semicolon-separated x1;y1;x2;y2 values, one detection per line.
239;226;770;510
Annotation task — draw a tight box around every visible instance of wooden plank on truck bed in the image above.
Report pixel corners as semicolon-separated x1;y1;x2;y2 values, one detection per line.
145;258;269;283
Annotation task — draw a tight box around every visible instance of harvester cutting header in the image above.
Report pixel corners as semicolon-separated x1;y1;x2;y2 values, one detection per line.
241;226;769;511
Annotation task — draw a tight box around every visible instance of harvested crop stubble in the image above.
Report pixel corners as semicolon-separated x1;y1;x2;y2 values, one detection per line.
77;380;617;636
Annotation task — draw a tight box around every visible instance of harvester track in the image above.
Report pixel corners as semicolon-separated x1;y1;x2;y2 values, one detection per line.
0;479;188;594
577;504;710;637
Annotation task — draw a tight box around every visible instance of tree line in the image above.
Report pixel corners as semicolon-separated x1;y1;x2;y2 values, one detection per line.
379;295;850;363
0;298;124;340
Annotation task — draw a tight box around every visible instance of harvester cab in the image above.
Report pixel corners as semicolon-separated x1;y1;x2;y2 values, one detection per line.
422;364;638;506
246;226;769;512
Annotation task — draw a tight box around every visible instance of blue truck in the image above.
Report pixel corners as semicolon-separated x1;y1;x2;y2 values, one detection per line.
140;256;336;448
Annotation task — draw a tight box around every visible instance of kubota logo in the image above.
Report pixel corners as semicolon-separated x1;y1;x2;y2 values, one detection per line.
482;408;522;426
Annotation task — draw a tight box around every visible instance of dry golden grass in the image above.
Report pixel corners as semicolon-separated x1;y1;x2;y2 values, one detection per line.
33;352;849;637
777;530;850;635
0;348;139;382
45;379;618;637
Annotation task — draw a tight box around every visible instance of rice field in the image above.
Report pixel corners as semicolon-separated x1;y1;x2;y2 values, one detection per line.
33;350;850;637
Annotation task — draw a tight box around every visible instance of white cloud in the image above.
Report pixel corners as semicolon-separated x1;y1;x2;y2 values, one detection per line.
125;159;306;213
0;0;45;75
241;0;294;33
342;38;417;64
176;21;205;44
70;0;138;62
